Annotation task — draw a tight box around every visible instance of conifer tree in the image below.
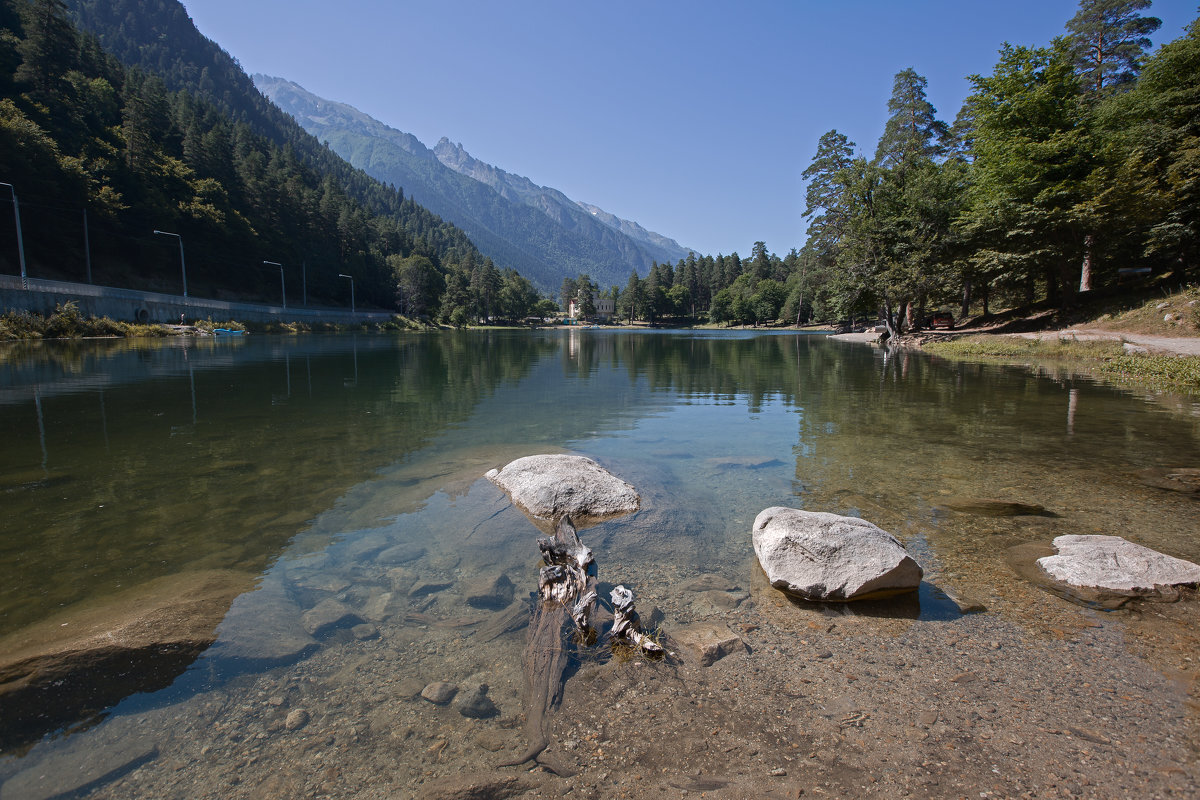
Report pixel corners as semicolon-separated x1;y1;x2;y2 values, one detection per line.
1066;0;1161;98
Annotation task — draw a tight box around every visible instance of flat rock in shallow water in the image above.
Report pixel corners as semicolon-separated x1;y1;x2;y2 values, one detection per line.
940;497;1048;516
1037;535;1200;596
485;454;639;522
217;579;318;667
466;573;516;610
752;507;923;601
1137;467;1200;495
301;598;363;636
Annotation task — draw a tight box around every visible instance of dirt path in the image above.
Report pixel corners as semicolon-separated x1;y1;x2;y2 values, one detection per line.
831;327;1200;356
1005;328;1200;356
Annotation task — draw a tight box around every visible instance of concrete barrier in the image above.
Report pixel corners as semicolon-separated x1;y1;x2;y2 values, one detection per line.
0;275;393;325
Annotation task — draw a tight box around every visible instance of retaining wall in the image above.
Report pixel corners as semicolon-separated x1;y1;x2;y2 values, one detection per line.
0;275;391;325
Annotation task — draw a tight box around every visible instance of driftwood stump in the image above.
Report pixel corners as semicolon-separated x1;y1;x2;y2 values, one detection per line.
497;516;664;775
496;516;588;775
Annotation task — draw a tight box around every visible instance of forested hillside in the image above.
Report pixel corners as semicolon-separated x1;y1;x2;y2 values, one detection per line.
0;0;486;309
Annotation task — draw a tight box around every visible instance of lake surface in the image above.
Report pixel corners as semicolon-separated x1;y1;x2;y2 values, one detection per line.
1;329;1198;796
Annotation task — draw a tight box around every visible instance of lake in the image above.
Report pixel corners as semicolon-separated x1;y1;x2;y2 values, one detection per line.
1;329;1198;798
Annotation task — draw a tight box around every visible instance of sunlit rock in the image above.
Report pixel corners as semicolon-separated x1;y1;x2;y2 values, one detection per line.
752;508;923;601
485;454;639;522
1037;535;1200;597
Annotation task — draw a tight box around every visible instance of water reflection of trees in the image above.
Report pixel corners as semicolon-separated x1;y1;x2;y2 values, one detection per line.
0;333;559;635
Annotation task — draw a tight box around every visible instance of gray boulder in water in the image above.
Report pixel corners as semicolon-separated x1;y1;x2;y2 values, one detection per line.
752;508;923;601
1037;535;1200;596
485;454;639;521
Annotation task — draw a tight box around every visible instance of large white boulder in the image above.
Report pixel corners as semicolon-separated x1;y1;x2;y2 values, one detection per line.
1037;535;1200;596
752;508;923;601
485;454;639;521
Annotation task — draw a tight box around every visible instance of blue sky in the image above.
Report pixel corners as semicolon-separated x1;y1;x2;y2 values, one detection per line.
184;0;1197;259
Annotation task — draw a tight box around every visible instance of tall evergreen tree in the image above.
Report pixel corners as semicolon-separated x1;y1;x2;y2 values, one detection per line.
873;68;950;169
1066;0;1162;98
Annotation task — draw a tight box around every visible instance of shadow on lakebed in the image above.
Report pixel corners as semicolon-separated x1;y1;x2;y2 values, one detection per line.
0;570;255;752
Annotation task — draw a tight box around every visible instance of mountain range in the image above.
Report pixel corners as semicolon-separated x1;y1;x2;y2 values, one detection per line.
255;75;692;294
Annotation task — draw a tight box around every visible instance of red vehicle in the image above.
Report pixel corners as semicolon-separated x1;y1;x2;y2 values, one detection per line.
927;312;954;330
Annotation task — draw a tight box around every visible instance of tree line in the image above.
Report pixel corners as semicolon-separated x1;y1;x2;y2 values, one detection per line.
609;0;1197;332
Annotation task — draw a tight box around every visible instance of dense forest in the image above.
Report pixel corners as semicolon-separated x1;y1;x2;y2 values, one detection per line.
0;0;548;321
608;0;1198;331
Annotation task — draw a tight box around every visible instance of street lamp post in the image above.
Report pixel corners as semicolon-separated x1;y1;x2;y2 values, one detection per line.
264;260;285;310
338;273;355;315
152;230;187;298
0;182;28;289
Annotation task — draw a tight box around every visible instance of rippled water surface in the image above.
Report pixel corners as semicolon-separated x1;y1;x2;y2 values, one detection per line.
1;330;1198;793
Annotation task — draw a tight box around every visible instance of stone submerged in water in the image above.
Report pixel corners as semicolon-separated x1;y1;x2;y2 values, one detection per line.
940;497;1048;516
455;683;499;719
485;454;639;522
1037;535;1200;597
752;508;923;601
671;622;747;667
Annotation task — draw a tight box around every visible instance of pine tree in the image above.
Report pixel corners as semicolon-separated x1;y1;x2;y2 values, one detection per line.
873;68;950;169
1066;0;1161;98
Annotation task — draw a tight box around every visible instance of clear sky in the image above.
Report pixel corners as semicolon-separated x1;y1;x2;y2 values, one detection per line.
183;0;1197;259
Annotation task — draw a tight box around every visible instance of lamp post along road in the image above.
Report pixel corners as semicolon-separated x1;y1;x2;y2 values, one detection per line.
0;182;28;289
339;273;355;314
153;230;187;298
264;260;285;310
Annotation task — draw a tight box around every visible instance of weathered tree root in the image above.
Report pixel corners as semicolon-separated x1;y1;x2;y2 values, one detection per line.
498;515;662;775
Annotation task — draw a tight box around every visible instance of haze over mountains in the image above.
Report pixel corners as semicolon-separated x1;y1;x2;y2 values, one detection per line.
255;75;693;294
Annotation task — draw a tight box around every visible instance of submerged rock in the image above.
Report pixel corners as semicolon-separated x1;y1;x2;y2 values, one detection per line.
485;454;639;522
301;598;364;637
1037;535;1200;598
1137;467;1200;496
466;573;516;610
421;682;459;705
671;622;747;667
752;507;923;601
284;708;310;731
940;497;1049;516
217;579;319;667
455;683;499;719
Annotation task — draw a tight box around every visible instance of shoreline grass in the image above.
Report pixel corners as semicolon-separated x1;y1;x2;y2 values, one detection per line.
924;335;1200;395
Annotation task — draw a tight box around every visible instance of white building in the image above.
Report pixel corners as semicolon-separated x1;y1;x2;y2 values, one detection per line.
568;292;614;322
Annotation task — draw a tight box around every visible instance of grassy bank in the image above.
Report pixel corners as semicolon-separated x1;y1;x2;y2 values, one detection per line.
1;303;173;340
924;335;1200;395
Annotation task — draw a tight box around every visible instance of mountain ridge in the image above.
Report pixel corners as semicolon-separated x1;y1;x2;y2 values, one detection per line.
255;75;692;294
